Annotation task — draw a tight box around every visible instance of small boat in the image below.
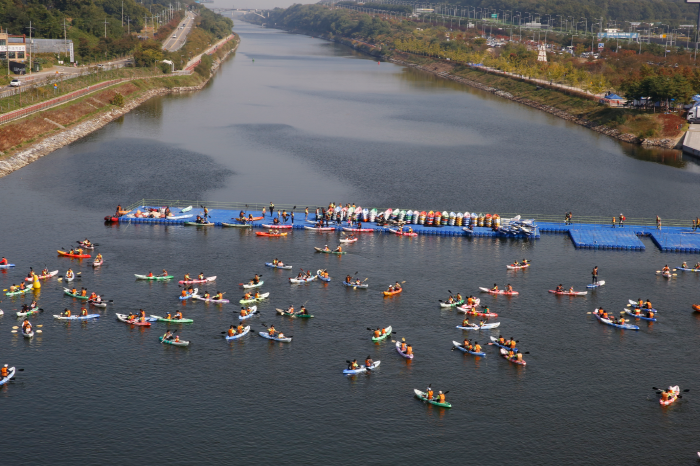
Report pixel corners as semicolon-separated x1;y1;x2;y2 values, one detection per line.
192;295;229;304
383;288;402;297
135;274;174;280
395;341;413;359
63;288;90;300
693;304;700;313
16;308;40;317
414;389;451;408
343;281;368;289
24;270;58;281
265;262;293;269
343;361;380;375
624;309;657;322
342;227;374;232
371;326;392;342
339;237;357;243
178;276;216;284
456;322;501;330
660;386;680;406
258;331;292;342
289;275;317;284
500;348;526;365
452;341;486;357
57;250;91;258
184;222;214;227
388;228;418;236
439;299;464;308
262;224;293;229
592;309;639;330
304;226;336;231
238;306;258;321
242;280;264;289
0;366;16;386
178;288;198;300
115;313;151;326
88;299;107;308
225;325;251;340
92;260;103;267
548;289;587;296
5;287;32;296
677;266;700;272
455;299;481;311
314;247;346;255
586;280;606;289
276;308;314;318
506;263;530;270
240;292;269;304
150;315;194;323
54;313;100;320
256;232;287;237
316;270;331;282
159;336;190;346
0;264;16;269
22;328;34;338
221;222;251;228
489;336;517;351
479;287;519;296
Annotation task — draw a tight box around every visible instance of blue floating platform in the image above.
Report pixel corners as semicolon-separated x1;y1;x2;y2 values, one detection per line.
567;226;645;250
644;229;700;253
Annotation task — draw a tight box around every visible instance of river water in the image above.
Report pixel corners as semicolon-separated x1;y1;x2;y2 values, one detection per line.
1;20;700;465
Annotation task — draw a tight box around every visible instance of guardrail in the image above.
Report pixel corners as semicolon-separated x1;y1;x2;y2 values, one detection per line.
123;199;696;227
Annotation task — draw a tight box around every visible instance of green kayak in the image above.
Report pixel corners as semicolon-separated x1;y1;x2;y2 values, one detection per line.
314;247;346;255
135;274;174;280
159;336;190;346
184;222;214;227
5;287;32;296
221;222;251;228
277;310;314;318
439;299;465;308
240;292;270;304
150;315;194;323
63;288;89;300
371;325;392;342
414;389;452;408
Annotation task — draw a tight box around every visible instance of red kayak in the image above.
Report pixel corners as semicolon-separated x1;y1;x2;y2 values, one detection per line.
389;229;418;236
178;276;217;285
57;250;91;258
342;227;374;232
548;289;587;296
256;232;287;237
262;224;292;229
104;216;119;223
479;287;518;295
462;310;498;317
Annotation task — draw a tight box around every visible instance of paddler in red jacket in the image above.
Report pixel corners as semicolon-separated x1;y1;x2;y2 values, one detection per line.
0;257;7;265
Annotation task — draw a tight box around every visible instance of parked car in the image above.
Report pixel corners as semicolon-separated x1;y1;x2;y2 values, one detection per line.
9;78;20;87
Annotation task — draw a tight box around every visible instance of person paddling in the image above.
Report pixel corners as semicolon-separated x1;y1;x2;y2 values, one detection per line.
491;283;499;292
348;359;359;370
0;257;8;266
227;325;236;337
364;355;374;368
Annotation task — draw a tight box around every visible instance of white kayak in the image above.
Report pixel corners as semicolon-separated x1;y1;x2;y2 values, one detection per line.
586;280;606;289
88;299;107;308
265;262;293;270
343;361;381;374
242;280;264;289
54;314;100;320
259;331;292;342
16;308;40;317
456;322;501;330
289;275;317;284
548;289;588;296
456;299;481;312
65;273;75;282
238;306;259;321
339;237;358;243
24;270;58;281
0;367;16;386
22;328;34;338
225;325;251;340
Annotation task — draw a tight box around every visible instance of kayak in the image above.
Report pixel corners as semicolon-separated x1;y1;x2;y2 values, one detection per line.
54;313;100;320
256;232;287;237
586;280;606;288
178;288;198;300
459;309;497;317
16;308;40;317
22;328;34;338
116;313;152;326
388;228;418;236
0;367;15;386
181;206;193;212
627;300;659;313
265;262;293;270
242;280;264;289
304;226;336;231
383;288;402;297
276;308;315;318
439;299;465;308
184;222;214;226
693;304;700;313
314;247;346;255
135;274;174;280
5;287;32;296
92;260;103;267
395;341;413;359
57;250;91;258
240;292;269;304
0;264;16;268
65;273;75;282
289;276;317;284
342;227;374;232
456;322;501;330
414;389;451;408
339;237;357;243
371;325;392;342
178;276;216;284
63;288;90;300
24;270;58;281
489;336;518;352
159;336;190;346
258;331;292;342
88;299;107;308
150;315;194;323
592;309;639;330
661;271;672;279
452;341;486;357
479;287;519;295
343;281;369;289
192;295;229;304
316;270;331;282
221;222;251;228
660;386;680;406
263;224;293;229
548;290;588;296
78;241;95;250
343;361;380;374
624;310;657;322
455;299;481;311
238;306;258;321
225;325;251;340
678;266;700;272
500;348;527;365
506;263;530;270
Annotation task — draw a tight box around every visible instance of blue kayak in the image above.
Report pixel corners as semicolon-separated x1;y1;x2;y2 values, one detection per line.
265;262;292;270
593;310;639;330
452;341;485;357
343;281;368;289
624;310;657;322
489;336;518;352
0;264;15;269
586;280;606;289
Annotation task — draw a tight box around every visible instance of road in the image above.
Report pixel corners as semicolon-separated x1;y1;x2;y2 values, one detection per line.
162;12;196;52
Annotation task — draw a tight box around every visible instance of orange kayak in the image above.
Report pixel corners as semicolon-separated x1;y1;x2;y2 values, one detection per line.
383;288;402;297
256;232;287;237
57;250;91;258
693;304;700;313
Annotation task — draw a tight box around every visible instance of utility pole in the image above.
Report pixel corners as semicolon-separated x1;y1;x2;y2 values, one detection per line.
104;17;109;38
122;0;124;26
64;18;68;62
127;17;131;34
26;21;35;74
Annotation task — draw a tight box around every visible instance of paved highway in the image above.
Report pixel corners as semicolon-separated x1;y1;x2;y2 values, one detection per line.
163;12;196;52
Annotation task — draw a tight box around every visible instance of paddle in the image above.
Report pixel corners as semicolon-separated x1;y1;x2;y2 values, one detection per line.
653;387;690;392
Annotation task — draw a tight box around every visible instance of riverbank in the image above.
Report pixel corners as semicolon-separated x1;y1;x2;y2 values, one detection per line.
0;35;239;178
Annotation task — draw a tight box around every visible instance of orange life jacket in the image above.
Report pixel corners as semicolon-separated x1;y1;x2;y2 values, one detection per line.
427;390;434;399
228;328;235;337
406;346;413;355
0;367;7;377
374;330;380;337
400;343;406;351
65;310;71;317
438;394;446;403
237;325;244;333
